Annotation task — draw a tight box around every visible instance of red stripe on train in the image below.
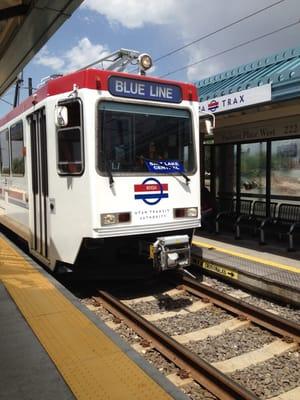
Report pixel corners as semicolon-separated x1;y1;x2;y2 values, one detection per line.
134;184;168;192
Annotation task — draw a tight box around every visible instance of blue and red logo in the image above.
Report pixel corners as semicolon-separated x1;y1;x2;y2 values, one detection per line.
134;178;168;205
207;99;219;112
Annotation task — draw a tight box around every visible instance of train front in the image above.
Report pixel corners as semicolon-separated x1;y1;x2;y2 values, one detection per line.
85;69;200;275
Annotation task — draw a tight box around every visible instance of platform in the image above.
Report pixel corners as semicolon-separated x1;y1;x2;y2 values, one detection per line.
0;233;188;400
192;232;300;307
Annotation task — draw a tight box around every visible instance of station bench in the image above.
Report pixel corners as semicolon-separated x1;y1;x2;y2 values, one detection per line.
215;199;252;234
235;201;277;240
259;203;300;251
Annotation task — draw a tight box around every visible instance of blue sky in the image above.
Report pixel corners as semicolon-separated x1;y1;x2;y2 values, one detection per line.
1;0;300;116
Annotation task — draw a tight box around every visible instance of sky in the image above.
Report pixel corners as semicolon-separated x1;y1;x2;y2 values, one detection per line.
1;0;300;116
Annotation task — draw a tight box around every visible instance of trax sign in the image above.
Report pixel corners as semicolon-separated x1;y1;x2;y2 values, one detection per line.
109;76;182;103
199;84;271;114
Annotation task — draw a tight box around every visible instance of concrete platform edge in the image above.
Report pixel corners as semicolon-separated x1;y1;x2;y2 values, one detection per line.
0;282;75;400
191;247;300;306
1;234;189;400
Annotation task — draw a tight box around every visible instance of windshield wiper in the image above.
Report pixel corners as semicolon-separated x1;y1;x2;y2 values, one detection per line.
138;156;190;185
107;163;114;187
101;151;114;187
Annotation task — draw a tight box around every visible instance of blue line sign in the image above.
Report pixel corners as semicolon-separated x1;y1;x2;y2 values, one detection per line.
109;76;182;103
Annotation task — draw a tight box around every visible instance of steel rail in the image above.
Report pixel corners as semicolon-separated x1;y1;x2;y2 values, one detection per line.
178;276;300;343
95;290;258;400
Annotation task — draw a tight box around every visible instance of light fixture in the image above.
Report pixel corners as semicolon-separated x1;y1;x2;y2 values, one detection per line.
101;212;131;225
174;207;198;218
199;109;216;135
138;53;153;75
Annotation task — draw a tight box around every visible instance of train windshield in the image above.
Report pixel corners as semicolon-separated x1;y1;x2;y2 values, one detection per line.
98;101;195;173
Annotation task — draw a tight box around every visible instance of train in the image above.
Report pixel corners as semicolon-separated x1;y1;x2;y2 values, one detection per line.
0;50;201;277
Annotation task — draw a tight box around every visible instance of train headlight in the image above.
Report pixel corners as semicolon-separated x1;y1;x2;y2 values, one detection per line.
102;214;117;225
138;53;153;73
101;212;131;225
174;207;198;218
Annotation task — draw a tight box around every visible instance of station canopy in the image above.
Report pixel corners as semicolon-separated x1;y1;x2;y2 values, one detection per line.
0;0;83;96
196;47;300;103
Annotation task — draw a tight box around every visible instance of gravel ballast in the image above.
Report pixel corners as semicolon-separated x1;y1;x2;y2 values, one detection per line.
182;382;217;400
187;326;277;362
203;276;300;323
153;307;232;336
79;279;300;400
129;293;198;315
230;350;300;399
143;348;179;375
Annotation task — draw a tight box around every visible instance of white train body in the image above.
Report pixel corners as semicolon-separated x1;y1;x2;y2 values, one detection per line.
0;69;200;275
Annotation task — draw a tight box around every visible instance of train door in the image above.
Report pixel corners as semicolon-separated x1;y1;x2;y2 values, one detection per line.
27;108;49;260
0;128;10;209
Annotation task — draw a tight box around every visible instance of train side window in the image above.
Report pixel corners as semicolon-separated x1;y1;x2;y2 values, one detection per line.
10;121;25;176
57;99;83;175
0;129;10;175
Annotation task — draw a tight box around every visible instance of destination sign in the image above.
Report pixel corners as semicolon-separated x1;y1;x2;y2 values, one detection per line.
145;160;184;173
108;76;182;103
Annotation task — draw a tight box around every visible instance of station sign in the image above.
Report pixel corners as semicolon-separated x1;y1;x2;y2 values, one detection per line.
109;76;182;103
202;261;239;279
199;84;271;114
215;115;300;144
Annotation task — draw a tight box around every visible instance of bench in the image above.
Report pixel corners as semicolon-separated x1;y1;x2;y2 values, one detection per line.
259;203;300;251
235;201;277;239
215;199;252;234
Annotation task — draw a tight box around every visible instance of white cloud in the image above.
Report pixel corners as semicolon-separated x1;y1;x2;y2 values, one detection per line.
83;0;177;28
82;16;95;24
34;47;64;71
34;38;110;73
83;0;287;81
34;0;300;84
34;38;158;75
183;46;228;82
64;38;109;72
187;60;225;83
147;0;300;81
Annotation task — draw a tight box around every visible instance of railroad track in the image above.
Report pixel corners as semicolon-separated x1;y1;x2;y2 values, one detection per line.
89;276;300;400
179;277;300;342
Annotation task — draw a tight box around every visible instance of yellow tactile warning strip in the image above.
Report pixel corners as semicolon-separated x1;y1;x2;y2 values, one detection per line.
0;237;172;400
192;239;300;274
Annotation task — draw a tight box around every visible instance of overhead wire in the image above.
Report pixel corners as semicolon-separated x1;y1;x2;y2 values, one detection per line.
154;0;286;63
0;97;13;106
128;0;286;74
0;84;36;110
0;87;15;107
160;19;300;78
0;0;292;108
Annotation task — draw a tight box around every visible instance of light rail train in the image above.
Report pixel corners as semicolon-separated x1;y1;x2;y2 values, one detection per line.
0;50;201;277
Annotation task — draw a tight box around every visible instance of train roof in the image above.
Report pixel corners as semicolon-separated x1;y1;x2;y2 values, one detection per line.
0;69;198;128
